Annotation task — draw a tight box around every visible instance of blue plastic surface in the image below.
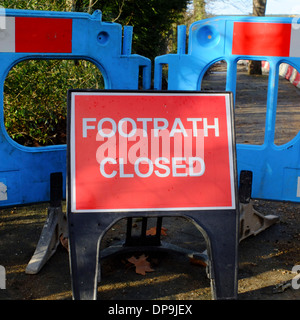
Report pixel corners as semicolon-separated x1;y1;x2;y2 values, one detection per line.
0;9;150;207
2;12;300;206
154;16;300;203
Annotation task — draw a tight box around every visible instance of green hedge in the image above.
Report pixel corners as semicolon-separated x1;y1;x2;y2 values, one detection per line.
4;60;104;146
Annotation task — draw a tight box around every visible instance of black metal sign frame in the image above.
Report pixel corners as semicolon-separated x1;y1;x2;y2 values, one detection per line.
67;89;239;300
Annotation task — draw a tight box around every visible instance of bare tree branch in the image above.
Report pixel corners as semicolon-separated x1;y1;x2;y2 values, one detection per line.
112;0;125;22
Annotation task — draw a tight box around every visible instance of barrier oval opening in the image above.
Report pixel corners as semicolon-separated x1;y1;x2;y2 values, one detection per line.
235;59;268;145
200;59;227;91
4;59;105;147
275;62;300;146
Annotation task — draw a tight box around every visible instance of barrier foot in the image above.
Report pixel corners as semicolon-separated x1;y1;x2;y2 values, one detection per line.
25;205;67;274
238;171;279;241
239;200;279;241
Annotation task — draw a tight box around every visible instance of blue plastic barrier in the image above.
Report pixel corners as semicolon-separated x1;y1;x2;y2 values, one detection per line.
0;9;150;207
154;16;300;203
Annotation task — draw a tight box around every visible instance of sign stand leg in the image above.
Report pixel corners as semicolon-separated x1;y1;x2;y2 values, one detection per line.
68;230;99;300
188;210;239;300
68;213;118;300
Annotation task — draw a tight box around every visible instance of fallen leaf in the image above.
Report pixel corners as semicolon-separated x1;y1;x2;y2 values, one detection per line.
127;254;154;275
146;226;167;236
189;257;207;267
59;234;69;252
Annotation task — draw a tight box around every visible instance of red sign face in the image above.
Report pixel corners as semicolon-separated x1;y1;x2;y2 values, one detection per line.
69;92;235;213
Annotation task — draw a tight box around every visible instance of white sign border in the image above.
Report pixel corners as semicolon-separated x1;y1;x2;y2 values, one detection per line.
69;91;236;213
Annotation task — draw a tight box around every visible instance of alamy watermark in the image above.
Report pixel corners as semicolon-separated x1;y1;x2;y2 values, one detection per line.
0;265;6;289
292;265;300;289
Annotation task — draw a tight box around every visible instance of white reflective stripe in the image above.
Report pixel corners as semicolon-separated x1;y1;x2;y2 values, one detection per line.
297;176;300;197
0;16;15;52
0;182;7;201
290;26;300;57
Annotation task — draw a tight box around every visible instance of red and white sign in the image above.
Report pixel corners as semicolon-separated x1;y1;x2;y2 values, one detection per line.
232;22;300;57
69;92;235;213
0;17;72;53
